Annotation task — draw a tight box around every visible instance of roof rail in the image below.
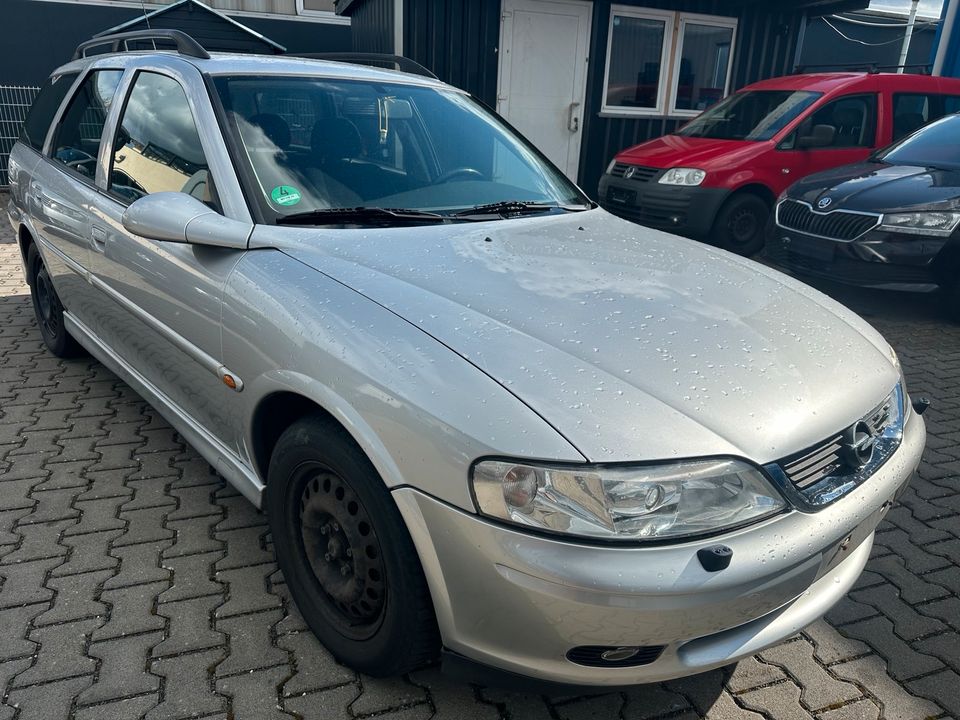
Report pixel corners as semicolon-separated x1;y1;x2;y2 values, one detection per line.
793;62;931;75
291;53;438;79
73;29;210;61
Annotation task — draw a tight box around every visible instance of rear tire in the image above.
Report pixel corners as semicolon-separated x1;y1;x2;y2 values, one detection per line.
710;194;769;257
266;414;440;676
26;244;85;358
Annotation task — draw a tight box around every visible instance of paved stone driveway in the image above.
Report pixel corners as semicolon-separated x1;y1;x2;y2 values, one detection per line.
1;222;958;720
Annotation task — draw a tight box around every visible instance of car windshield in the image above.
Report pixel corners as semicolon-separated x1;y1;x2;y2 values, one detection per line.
674;90;822;141
213;75;589;222
877;113;960;170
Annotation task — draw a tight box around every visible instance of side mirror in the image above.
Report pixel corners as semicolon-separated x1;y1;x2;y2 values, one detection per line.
797;124;836;149
121;192;251;249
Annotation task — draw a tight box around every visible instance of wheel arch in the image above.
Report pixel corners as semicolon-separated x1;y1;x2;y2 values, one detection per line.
246;375;406;497
728;183;776;208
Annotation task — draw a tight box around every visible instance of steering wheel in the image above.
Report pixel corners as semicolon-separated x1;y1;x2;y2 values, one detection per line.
65;150;97;170
436;167;485;184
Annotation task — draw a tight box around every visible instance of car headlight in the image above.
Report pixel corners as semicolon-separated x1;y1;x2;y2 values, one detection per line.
658;168;706;186
880;212;960;236
888;346;910;416
471;458;785;541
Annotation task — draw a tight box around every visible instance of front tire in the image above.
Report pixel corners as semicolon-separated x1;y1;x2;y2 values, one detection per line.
266;415;440;676
26;244;85;358
710;194;769;256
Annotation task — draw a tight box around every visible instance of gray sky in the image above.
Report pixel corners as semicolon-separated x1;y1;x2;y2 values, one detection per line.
869;0;944;17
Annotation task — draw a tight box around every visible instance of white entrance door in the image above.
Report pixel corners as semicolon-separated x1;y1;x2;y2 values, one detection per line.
497;0;592;181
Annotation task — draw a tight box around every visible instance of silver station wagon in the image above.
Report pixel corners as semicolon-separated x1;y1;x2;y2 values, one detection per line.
7;30;926;688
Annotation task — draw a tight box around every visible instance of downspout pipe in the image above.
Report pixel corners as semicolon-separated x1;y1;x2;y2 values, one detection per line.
933;0;959;76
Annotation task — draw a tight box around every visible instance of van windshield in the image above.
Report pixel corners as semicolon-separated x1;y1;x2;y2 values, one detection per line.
674;90;822;141
213;75;589;222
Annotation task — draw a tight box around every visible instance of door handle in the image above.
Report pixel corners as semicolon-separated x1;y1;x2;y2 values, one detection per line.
91;225;107;252
568;101;581;133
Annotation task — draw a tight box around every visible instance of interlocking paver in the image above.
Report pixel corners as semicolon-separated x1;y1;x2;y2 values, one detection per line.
3;221;960;719
152;594;226;657
146;648;226;720
831;656;942;720
94;581;169;641
283;684;357;720
157;551;224;602
760;638;862;712
78;631;163;706
215;665;292;720
214;608;286;676
14;617;102;687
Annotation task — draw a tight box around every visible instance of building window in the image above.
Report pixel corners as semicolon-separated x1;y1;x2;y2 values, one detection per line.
602;8;737;118
601;8;674;115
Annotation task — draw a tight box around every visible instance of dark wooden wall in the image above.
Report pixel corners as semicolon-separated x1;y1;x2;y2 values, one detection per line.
349;0;395;53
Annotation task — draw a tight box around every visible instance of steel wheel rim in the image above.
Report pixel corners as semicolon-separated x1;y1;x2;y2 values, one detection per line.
297;465;386;639
34;266;61;339
728;207;760;246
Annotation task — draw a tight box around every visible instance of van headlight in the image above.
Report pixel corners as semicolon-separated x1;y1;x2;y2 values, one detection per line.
471;458;785;541
880;212;960;236
659;168;706;186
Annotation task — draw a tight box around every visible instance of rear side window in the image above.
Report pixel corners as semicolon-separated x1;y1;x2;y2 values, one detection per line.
19;72;79;152
50;70;124;179
108;71;218;210
891;93;960;140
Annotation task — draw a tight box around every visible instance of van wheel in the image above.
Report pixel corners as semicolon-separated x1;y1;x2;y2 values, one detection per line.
266;415;440;676
26;244;84;358
711;194;769;256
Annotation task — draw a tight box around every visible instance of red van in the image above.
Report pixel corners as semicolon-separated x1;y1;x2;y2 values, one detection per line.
598;72;960;255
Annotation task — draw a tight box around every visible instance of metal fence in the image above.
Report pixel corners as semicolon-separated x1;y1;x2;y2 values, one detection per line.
0;85;40;188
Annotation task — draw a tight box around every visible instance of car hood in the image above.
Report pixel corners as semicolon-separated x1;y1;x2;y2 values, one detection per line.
790;161;960;213
616;135;767;171
253;210;899;464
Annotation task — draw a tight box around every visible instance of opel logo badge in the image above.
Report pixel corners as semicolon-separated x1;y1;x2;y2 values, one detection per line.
623;166;636;180
842;420;877;469
817;197;832;210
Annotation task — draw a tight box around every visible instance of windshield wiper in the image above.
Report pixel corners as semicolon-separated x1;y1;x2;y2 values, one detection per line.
451;200;590;219
275;207;450;226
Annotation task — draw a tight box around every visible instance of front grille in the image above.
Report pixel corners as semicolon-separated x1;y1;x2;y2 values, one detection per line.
772;388;902;508
609;163;660;183
776;200;879;241
782;398;892;490
566;645;665;668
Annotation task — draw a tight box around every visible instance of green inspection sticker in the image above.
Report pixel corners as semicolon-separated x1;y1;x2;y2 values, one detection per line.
271;185;302;206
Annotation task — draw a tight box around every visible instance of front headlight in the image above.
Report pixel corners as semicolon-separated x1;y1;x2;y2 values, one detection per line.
471;458;785;541
880;212;960;236
658;168;706;186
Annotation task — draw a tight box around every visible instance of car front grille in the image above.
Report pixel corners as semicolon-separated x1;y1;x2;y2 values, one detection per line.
781;397;893;490
768;386;904;508
776;199;880;241
609;163;660;183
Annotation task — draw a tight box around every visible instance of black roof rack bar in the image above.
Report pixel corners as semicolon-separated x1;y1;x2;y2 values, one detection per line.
291;53;438;79
73;29;210;61
794;62;931;75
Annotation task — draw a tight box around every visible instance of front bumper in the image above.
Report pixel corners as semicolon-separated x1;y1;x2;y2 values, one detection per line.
765;223;957;291
598;173;728;238
394;407;925;687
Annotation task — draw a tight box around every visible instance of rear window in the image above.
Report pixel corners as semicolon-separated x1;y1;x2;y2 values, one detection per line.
879;113;960;170
19;72;79;152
